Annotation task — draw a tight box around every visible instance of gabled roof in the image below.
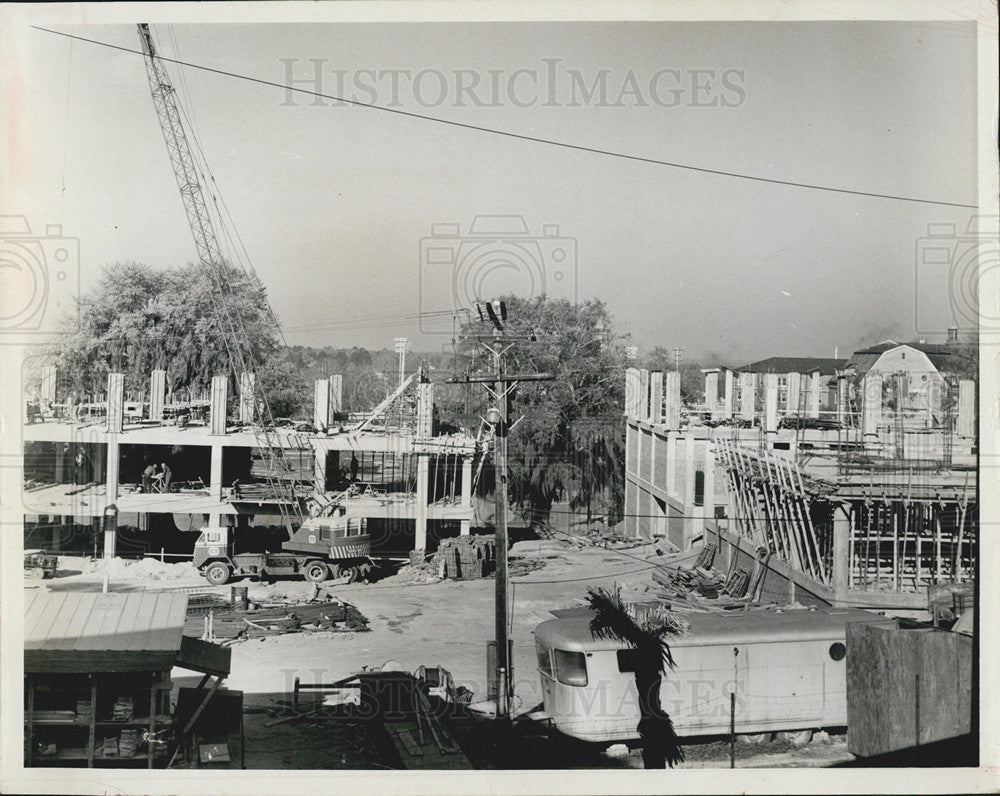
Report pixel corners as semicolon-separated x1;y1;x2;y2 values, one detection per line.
737;357;847;376
849;341;959;375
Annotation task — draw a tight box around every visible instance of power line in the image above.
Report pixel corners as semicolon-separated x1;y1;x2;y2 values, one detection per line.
32;26;976;210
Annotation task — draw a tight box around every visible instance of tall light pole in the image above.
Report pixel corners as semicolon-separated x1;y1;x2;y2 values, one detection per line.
394;337;407;428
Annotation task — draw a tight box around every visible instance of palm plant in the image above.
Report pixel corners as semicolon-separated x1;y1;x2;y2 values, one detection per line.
587;585;687;768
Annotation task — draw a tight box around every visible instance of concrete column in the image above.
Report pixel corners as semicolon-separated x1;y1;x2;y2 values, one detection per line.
208;442;224;527
739;372;756;422
54;444;65;483
625;368;641;418
683;437;696;550
314;378;331;431
625;422;639;537
41;365;57;405
786;372;801;416
702;440;716;522
210;375;228;435
925;380;936;429
105;438;120;502
836;377;850;427
415;454;430;553
832;503;851;603
106;373;124;433
957;379;975;438
808;372;822;418
638;369;651;420
664;371;681;431
417;382;434;437
460;456;473;535
239;372;256;424
648;371;664;424
665;433;677;500
862;373;883;437
704;370;719;413
625;477;638;537
103;437;120;560
330;375;343;414
722;370;735;419
149;370;166;421
313;447;328;493
764;373;779;434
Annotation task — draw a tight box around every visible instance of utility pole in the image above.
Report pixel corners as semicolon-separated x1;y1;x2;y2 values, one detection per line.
491;335;511;721
445;301;553;722
394;337;407;429
672;346;683;372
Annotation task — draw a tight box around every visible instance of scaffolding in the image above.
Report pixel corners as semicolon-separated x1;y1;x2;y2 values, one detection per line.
716;437;975;596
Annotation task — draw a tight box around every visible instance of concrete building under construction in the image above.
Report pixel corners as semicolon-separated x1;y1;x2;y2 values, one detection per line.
23;366;480;562
624;340;977;615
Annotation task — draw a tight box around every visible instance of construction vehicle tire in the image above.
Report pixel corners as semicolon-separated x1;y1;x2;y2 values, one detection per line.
344;564;362;583
204;562;231;586
303;560;330;583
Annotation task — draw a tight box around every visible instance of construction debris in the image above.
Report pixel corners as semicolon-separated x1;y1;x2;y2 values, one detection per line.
183;591;369;643
650;542;772;610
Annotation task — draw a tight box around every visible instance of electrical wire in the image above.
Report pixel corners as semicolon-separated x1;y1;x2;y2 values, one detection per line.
32;26;976;210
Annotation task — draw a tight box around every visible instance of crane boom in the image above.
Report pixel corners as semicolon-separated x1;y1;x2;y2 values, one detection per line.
138;24;223;269
137;23;303;529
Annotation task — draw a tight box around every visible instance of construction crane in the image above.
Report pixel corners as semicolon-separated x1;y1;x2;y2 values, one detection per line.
137;23;303;531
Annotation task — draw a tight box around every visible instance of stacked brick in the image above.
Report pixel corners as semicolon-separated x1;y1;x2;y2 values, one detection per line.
435;535;496;580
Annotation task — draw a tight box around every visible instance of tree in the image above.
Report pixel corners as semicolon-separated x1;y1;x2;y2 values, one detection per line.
641;346;705;405
587;585;686;769
51;260;304;416
441;295;629;527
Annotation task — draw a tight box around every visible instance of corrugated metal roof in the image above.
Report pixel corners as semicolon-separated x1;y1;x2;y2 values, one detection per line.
25;591;187;655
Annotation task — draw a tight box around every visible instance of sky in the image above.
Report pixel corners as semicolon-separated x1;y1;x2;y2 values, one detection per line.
9;17;980;365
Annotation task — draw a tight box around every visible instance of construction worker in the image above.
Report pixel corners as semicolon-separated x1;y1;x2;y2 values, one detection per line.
74;448;86;486
160;462;172;493
142;463;158;493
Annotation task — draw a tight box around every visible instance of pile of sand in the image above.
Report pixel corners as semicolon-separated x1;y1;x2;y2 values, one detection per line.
90;556;193;580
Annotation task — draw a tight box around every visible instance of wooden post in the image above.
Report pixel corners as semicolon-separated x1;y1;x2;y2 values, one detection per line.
832;503;850;603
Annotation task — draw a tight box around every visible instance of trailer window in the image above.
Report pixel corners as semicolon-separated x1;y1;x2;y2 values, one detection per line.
829;642;846;661
553;649;588;687
535;643;553;678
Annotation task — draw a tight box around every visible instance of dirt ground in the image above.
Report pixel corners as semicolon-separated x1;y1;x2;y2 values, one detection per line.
25;524;855;769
